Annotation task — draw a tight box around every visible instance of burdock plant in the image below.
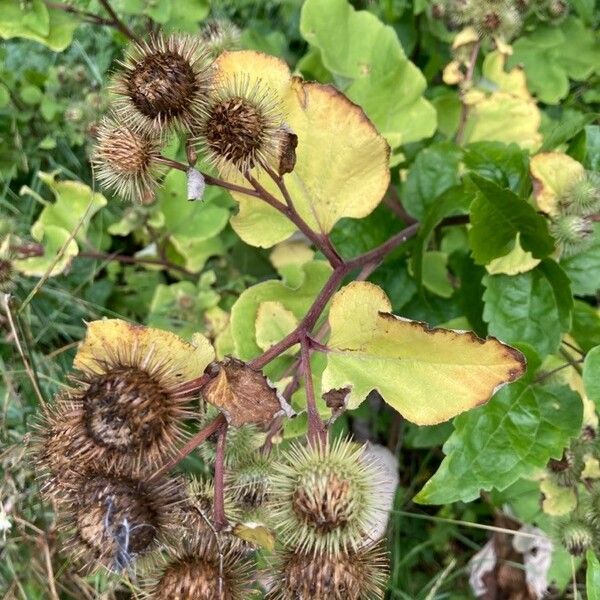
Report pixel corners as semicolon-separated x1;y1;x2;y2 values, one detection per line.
271;438;383;555
111;34;213;136
29;18;529;599
92;114;164;203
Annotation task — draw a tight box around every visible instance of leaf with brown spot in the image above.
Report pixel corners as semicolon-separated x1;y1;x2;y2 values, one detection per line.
202;358;293;427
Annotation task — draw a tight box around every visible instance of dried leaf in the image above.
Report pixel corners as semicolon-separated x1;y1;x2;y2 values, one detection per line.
202;358;293;427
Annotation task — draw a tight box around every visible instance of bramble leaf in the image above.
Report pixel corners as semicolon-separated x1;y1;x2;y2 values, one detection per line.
483;262;573;357
469;174;554;265
415;382;583;504
322;281;526;425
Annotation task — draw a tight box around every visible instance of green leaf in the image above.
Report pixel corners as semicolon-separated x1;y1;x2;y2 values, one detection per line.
571;300;600;353
583;346;600;410
508;18;600;105
13;225;78;277
322;281;526;425
0;0;78;51
412;185;470;290
300;0;436;148
403;142;463;220
469;174;554;265
463;142;529;196
587;550;600;600
24;172;107;245
483;263;572;358
415;382;583;504
560;224;600;296
230;261;332;362
540;112;598;152
156;170;229;273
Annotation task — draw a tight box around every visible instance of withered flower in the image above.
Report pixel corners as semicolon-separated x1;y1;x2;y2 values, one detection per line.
92;114;163;203
112;34;213;135
35;319;213;479
195;76;285;175
60;469;181;572
267;544;388;600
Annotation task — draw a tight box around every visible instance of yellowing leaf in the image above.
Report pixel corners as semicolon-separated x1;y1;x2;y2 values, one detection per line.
74;319;215;380
530;152;585;215
482;51;530;100
462;52;542;150
270;240;315;286
322;282;526;425
540;477;576;516
232;522;276;551
463;92;542;150
255;301;298;353
486;234;541;275
13;224;78;277
26;171;107;243
216;51;390;248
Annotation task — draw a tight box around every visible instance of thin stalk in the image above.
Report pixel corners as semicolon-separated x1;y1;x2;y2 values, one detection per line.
155;156;261;197
97;0;139;43
455;40;481;146
247;174;344;268
77;250;193;276
301;337;327;446
151;414;226;479
213;424;229;531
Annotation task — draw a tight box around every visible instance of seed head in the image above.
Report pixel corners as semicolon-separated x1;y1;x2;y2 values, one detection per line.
92;115;163;203
196;76;285;175
60;470;180;572
227;453;273;514
178;477;241;532
267;545;388;600
551;214;593;257
561;173;600;217
145;535;252;599
112;34;213;135
547;448;584;488
35;323;200;479
200;19;241;58
558;517;594;556
473;2;522;39
271;438;383;555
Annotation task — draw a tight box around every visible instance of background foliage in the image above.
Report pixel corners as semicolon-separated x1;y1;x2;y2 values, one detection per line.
1;0;599;598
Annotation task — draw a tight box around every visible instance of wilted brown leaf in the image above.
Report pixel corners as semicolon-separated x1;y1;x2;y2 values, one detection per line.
203;358;293;427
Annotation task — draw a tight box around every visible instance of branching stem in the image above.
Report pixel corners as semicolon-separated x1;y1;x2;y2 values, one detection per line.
213;424;229;531
151;414;226;480
301;337;327;446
